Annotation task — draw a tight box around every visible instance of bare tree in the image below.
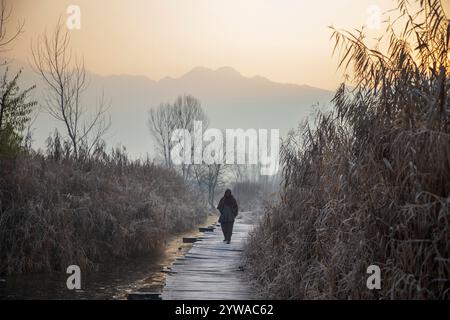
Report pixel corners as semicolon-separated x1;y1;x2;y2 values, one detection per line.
0;0;23;60
31;21;110;158
192;130;230;208
148;102;177;168
173;95;208;179
193;162;229;208
148;94;208;179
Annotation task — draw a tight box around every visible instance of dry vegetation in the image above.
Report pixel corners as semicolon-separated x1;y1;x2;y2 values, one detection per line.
244;0;450;299
0;139;207;275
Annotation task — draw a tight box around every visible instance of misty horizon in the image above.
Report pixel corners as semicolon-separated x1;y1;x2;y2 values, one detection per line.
10;59;334;160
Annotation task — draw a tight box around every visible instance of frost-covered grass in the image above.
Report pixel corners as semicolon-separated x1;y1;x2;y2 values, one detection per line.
0;149;207;275
244;0;450;299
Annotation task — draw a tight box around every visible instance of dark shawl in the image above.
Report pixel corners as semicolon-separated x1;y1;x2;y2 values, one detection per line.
217;190;238;217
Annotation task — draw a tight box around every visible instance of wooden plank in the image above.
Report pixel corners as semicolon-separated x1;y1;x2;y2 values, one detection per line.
127;292;162;300
199;227;215;232
182;237;198;243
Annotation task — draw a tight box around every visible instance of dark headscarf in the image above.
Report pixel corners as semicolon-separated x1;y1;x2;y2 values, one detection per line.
217;189;238;216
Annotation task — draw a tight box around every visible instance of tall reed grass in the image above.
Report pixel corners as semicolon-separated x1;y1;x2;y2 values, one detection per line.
244;0;449;299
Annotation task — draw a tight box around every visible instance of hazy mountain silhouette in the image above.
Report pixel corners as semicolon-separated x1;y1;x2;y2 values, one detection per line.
10;61;334;158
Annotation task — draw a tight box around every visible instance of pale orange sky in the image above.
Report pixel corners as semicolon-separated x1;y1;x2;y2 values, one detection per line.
8;0;450;90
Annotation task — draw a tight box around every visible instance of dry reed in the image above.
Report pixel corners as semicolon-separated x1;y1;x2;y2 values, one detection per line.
244;0;450;299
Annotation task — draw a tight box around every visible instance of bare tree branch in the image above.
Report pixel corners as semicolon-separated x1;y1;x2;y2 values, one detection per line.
31;20;110;158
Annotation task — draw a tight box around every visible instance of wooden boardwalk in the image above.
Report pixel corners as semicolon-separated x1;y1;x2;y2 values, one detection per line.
161;213;254;300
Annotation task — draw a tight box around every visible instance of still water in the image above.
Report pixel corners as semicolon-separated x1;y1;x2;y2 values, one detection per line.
0;216;216;300
0;253;166;300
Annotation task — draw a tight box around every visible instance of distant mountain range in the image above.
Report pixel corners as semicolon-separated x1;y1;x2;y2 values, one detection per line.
10;62;335;158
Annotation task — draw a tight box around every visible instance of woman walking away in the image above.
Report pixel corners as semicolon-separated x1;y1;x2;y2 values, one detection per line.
217;189;238;244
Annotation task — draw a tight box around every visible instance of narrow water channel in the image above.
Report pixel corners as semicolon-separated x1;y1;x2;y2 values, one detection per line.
0;253;164;300
0;215;218;300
